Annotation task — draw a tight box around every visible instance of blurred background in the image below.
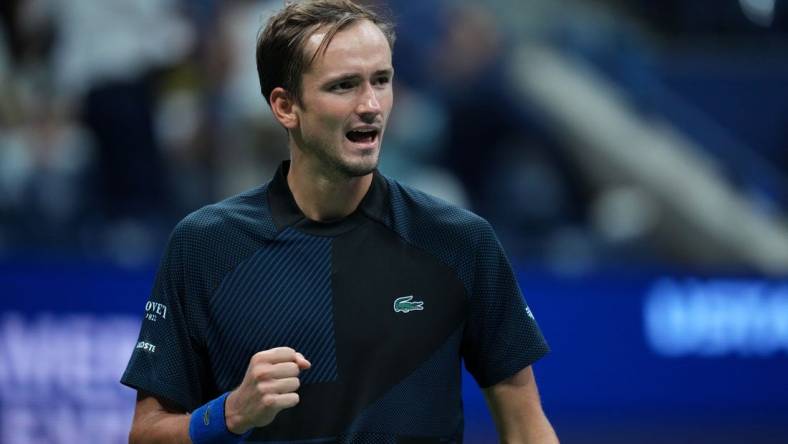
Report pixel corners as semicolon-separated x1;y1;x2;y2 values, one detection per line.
1;0;787;442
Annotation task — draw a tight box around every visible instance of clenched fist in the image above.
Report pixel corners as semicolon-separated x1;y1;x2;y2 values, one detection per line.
223;347;311;434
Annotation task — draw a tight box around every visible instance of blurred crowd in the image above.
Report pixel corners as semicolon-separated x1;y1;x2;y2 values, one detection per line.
0;0;786;273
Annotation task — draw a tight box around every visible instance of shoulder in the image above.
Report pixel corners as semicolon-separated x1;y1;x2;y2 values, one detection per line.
384;178;502;295
170;183;276;251
385;178;494;246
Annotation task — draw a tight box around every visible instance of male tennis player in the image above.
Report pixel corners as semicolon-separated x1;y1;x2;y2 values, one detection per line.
123;1;557;442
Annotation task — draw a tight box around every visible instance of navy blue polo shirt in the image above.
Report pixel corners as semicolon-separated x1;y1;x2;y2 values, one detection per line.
121;161;549;443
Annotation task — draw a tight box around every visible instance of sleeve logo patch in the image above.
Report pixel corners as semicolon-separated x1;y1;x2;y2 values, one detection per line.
394;295;424;313
144;301;168;322
135;341;156;353
525;306;535;320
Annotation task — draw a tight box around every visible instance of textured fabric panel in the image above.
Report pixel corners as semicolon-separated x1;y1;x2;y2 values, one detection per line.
170;183;278;353
180;184;278;337
460;221;550;387
121;225;208;411
122;184;279;410
209;227;337;389
384;180;482;296
385;180;549;389
337;433;396;444
342;328;464;439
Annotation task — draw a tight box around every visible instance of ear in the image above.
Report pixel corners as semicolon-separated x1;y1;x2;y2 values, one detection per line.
270;87;299;130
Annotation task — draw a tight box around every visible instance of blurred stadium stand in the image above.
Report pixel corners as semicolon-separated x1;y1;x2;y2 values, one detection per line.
0;0;786;443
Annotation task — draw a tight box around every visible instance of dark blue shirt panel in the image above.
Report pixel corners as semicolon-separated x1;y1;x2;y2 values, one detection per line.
209;227;337;390
385;180;550;388
121;184;277;411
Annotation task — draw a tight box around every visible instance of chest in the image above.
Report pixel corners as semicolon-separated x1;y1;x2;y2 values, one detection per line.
206;226;468;389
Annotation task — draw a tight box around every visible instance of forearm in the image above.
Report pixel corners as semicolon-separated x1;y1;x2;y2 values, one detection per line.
496;407;558;444
129;349;310;444
484;367;559;444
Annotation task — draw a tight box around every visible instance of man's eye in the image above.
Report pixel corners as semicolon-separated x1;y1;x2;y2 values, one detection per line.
375;76;391;85
331;81;355;91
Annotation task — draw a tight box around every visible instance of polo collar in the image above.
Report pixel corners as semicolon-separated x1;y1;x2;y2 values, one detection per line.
267;160;389;236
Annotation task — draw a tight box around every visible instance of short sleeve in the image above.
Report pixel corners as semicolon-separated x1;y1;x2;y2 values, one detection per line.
461;221;550;388
120;224;210;411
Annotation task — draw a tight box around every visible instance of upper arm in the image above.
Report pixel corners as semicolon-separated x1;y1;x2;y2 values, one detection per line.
482;365;542;421
121;221;210;410
129;391;191;444
461;219;550;388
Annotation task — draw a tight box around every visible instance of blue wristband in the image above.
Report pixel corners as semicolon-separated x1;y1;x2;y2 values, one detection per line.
189;392;252;444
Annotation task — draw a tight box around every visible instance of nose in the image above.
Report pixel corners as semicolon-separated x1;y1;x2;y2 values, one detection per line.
356;83;381;123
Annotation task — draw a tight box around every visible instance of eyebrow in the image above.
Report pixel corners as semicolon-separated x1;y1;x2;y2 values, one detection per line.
324;68;394;85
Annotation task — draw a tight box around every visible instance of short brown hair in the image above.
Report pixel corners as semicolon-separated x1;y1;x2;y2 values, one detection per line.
256;0;396;106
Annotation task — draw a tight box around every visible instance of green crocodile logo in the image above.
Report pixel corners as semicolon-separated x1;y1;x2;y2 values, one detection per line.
394;295;424;313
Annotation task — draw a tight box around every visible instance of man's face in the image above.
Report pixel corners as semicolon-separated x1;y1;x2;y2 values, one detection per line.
292;19;393;178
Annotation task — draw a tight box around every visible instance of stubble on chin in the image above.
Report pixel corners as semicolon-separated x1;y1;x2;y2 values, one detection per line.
334;156;378;178
308;141;379;179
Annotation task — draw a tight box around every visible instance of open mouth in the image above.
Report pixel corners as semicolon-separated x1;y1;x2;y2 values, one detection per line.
346;129;379;144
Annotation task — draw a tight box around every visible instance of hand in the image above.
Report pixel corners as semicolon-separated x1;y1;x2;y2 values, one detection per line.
223;347;311;434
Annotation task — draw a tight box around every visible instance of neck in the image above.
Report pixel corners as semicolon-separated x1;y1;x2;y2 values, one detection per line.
286;152;373;222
